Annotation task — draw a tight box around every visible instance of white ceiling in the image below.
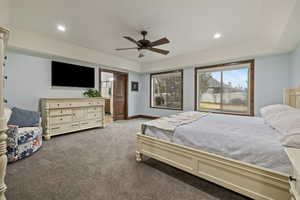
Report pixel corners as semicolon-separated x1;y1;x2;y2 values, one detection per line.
9;0;300;69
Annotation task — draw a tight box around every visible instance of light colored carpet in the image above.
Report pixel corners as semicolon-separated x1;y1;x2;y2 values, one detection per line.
6;119;250;200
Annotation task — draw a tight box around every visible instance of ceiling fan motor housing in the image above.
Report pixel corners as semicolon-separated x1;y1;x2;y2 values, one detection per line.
138;40;151;48
117;30;170;56
139;31;151;48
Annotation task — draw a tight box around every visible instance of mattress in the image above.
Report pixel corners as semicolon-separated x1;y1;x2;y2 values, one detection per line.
143;113;291;174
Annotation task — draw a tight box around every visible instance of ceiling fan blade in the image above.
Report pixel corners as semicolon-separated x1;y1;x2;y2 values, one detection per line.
116;47;138;51
123;36;141;46
148;48;170;55
150;37;170;47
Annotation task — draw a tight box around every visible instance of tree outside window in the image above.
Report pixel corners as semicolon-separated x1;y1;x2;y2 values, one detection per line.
151;70;183;110
196;60;254;115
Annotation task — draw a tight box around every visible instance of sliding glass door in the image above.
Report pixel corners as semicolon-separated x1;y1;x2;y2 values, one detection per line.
196;60;254;115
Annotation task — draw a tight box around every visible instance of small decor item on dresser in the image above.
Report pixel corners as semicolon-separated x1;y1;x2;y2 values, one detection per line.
83;88;101;98
131;81;139;91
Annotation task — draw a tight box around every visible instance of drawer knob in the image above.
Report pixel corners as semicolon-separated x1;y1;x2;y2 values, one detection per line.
289;176;297;182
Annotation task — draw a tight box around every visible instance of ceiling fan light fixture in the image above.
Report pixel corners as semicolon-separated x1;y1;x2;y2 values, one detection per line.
138;49;147;58
214;33;222;39
139;49;147;54
57;25;66;32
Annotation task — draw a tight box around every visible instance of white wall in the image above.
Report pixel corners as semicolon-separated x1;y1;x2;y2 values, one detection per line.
254;54;291;113
5;51;142;117
128;72;142;117
4;50;293;117
291;44;300;87
5;51;98;111
138;54;292;117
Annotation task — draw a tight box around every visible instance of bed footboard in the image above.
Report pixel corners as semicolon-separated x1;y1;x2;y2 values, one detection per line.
136;133;290;200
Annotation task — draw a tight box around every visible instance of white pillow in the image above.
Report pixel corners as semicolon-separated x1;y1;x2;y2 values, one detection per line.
4;107;12;125
262;106;300;148
269;110;300;133
281;134;300;148
260;104;294;121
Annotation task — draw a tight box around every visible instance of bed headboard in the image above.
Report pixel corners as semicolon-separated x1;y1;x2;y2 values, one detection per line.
284;87;300;108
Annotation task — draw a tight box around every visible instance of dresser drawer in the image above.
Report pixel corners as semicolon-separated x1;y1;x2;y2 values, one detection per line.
95;100;104;106
70;122;80;129
92;119;103;124
87;106;102;113
49;109;72;116
79;101;95;107
72;108;87;120
48;124;70;134
48;124;71;134
87;112;101;119
69;102;84;107
48;102;70;109
65;102;75;107
49;116;72;125
80;121;90;128
70;101;95;107
49;125;63;133
80;121;89;125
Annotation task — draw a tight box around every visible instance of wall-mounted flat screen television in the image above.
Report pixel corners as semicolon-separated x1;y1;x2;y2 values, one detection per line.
51;61;95;88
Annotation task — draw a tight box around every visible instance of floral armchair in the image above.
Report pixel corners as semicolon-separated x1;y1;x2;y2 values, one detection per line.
5;107;43;163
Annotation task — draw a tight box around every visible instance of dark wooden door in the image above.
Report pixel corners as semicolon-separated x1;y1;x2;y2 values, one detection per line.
113;73;128;120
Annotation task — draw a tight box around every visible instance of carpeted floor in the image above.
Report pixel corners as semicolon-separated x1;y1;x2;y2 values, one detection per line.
6;119;250;200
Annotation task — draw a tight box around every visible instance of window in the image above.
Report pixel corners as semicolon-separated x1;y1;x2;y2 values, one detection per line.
151;70;183;110
195;60;254;116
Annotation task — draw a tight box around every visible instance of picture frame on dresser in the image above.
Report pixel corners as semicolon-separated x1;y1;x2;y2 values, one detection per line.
40;98;105;140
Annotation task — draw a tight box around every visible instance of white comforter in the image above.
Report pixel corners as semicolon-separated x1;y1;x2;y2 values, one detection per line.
143;113;291;174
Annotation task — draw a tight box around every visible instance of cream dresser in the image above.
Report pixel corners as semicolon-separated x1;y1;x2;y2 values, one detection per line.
286;148;300;200
40;98;105;140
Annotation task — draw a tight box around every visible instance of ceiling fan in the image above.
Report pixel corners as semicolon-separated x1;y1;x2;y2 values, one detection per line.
116;31;170;58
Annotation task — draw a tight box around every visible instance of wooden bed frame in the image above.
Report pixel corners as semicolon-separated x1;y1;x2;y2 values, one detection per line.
136;86;300;200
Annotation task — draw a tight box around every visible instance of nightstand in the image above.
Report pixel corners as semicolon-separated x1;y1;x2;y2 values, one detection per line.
286;148;300;200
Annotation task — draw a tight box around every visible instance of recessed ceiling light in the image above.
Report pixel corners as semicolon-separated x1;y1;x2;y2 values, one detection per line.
214;33;222;39
57;25;66;32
